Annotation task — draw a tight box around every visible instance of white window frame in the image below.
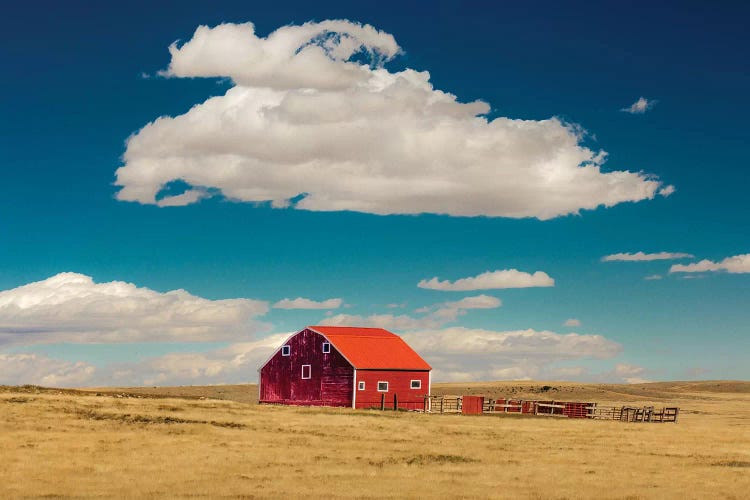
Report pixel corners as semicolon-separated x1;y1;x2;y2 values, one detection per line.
377;381;389;392
410;379;422;390
301;364;311;379
358;381;365;391
281;345;290;356
322;342;331;353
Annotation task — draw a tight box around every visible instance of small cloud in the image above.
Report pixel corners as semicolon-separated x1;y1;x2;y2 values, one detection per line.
644;274;662;280
563;318;581;327
621;96;657;114
602;251;693;262
272;297;343;310
659;185;675;197
670;254;750;274
418;269;554;291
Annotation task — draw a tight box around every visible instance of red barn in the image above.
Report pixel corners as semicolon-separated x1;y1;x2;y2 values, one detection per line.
258;326;431;410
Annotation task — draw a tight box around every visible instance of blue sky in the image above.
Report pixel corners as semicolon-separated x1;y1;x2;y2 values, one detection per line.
1;1;748;386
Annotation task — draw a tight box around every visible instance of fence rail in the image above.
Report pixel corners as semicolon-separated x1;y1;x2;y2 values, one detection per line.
422;395;679;423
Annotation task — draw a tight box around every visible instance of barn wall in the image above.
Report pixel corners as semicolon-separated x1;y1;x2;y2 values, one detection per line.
260;328;353;407
354;370;430;410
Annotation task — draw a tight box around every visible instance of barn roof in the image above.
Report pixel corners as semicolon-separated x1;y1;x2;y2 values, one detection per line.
309;326;432;371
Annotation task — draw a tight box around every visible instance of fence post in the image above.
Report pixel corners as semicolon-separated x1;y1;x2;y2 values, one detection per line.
380;393;385;411
393;393;398;411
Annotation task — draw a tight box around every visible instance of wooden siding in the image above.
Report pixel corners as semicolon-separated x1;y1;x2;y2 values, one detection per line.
260;328;353;407
354;370;430;410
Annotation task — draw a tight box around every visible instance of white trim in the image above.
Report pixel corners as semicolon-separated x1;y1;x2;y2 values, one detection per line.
281;345;291;356
322;342;331;353
410;379;421;389
352;368;357;409
301;364;311;379
377;381;389;392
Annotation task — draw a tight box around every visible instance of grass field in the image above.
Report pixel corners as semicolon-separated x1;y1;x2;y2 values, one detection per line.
1;381;748;499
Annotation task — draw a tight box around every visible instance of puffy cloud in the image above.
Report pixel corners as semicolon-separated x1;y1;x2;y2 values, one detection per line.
418;269;554;291
658;185;676;197
0;333;291;387
126;333;289;386
422;294;502;322
644;274;662;280
670;254;750;274
273;297;343;309
601;251;694;262
621;97;657;114
160;21;400;90
563;318;581;327
0;353;96;387
320;294;501;330
321;312;443;330
0;273;269;345
405;327;620;358
402;327;621;381
115;20;671;219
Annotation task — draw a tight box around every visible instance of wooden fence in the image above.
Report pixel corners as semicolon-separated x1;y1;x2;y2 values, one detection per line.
422;395;679;423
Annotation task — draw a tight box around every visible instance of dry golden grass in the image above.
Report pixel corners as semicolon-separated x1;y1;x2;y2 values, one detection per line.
1;381;748;499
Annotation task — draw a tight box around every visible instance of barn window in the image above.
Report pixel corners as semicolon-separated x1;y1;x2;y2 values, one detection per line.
301;364;311;379
322;342;331;353
410;380;421;389
358;381;365;391
281;345;290;356
377;381;389;392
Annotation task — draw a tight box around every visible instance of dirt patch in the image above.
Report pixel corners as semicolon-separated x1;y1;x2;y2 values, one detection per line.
405;454;478;465
712;460;750;468
72;408;245;429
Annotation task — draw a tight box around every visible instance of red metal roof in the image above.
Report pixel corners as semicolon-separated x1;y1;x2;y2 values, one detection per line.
309;326;432;371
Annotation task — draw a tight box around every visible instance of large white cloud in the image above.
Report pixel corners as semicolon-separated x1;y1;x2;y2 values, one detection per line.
0;273;269;345
115;20;672;219
602;251;693;262
670;254;750;274
418;269;554;291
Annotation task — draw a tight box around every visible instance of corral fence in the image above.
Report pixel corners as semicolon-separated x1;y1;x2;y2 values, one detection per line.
421;395;679;423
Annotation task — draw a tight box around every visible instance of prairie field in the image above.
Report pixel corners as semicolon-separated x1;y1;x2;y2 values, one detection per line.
1;381;748;499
